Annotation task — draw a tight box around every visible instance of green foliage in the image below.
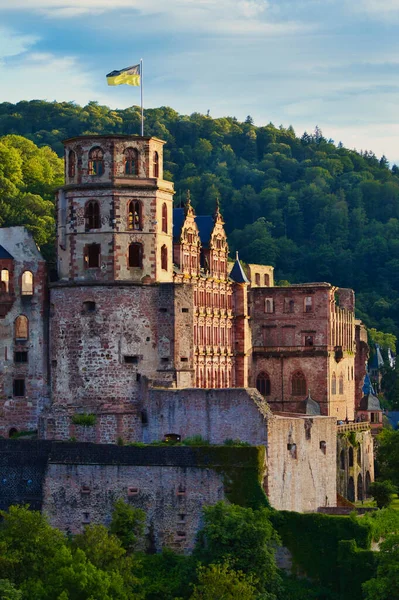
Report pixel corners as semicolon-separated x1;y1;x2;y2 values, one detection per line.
109;499;145;552
182;435;210;446
363;534;399;600
338;539;377;600
269;511;372;592
1;101;399;336
223;438;251;446
279;574;338;600
375;428;399;487
360;508;399;542
137;549;196;600
194;502;281;598
71;413;97;427
0;580;22;600
368;328;397;351
369;481;397;509
189;562;258;600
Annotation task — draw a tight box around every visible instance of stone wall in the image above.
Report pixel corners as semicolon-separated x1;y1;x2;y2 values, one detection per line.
0;227;49;437
267;414;337;511
337;424;374;502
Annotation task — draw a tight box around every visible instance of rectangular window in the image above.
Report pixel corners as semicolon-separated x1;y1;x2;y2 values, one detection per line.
84;244;101;268
13;378;25;397
124;355;139;364
255;273;261;286
304;296;313;312
265;298;274;313
284;298;294;313
304;335;314;347
14;351;28;363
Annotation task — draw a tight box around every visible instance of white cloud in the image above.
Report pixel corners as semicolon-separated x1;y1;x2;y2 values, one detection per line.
0;26;38;60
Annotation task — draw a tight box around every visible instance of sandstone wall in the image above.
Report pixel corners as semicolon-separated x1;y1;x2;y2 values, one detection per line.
337;425;374;502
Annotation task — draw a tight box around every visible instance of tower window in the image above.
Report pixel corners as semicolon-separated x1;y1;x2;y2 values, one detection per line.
84;244;101;268
128;201;143;230
331;372;336;395
256;372;271;396
162;203;168;233
21;271;33;296
68;150;76;178
124;147;138;175
15;315;29;340
255;273;260;286
153;151;159;178
0;269;9;293
161;245;168;271
292;371;306;396
88;147;104;176
128;243;143;268
13;378;25;397
85;201;101;230
339;374;344;394
264;274;270;286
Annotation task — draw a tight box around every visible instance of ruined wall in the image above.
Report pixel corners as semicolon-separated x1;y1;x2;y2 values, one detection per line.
337;424;374;502
247;264;274;288
0;227;48;437
143;387;271;445
267;414;337;512
355;320;369;410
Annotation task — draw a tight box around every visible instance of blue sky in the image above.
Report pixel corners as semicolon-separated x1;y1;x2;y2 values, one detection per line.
2;0;399;162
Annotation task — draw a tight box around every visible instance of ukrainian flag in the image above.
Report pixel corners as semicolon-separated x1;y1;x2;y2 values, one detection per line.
106;64;140;86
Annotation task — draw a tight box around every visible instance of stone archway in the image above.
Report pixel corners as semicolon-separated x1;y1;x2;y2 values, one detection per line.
348;477;355;502
365;471;371;497
357;473;363;502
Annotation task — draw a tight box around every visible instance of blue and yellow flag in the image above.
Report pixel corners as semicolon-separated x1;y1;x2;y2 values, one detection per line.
106;64;140;87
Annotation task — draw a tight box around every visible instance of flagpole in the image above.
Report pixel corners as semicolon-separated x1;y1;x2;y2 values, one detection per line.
140;58;144;136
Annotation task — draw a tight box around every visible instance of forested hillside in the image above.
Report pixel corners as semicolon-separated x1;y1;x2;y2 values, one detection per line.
1;100;398;340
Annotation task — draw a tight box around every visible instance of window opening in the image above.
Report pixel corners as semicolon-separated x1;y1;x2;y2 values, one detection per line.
265;298;274;313
85;201;101;230
304;296;313;312
21;271;33;295
128;201;142;230
14;351;28;363
349;446;354;467
1;269;9;293
153;151;159;177
88;146;104;176
256;372;271;396
162;203;168;233
84;244;101;268
128;243;143;268
68;150;76;177
264;274;270;286
15;316;28;340
292;371;306;396
331;372;337;395
13;379;25;397
304;335;314;347
124;355;139;364
339;374;344;395
255;273;260;286
161;245;168;271
124;147;138;175
83;301;96;313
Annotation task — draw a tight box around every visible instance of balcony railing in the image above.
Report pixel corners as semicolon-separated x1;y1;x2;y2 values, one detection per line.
337;422;370;433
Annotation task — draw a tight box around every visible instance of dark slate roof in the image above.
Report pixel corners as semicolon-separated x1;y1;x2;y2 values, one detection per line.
195;215;214;247
173;208;185;241
359;393;382;411
304;391;321;415
362;373;375;396
370;344;384;370
0;245;13;260
387;411;399;430
229;254;250;284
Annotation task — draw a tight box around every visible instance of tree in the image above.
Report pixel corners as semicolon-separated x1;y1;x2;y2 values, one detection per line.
109;500;145;552
0;580;22;600
363;534;399;600
194;502;281;598
189;563;257;600
369;481;397;509
375;429;399;487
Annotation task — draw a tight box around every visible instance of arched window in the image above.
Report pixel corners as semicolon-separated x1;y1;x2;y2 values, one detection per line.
68;150;76;177
265;298;274;313
124;147;138;175
340;449;345;470
331;372;336;395
128;201;142;230
304;296;313;312
88;147;104;176
85;201;101;230
128;243;143;268
292;371;306;396
21;271;33;296
339;374;344;395
153;152;159;178
349;446;354;467
256;372;271;396
357;446;361;466
264;274;270;286
161;245;168;271
365;471;371;496
15;315;29;340
162;203;168;233
255;273;260;286
1;269;9;293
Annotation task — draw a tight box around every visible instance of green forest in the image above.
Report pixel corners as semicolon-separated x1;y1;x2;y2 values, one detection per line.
1;99;399;342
